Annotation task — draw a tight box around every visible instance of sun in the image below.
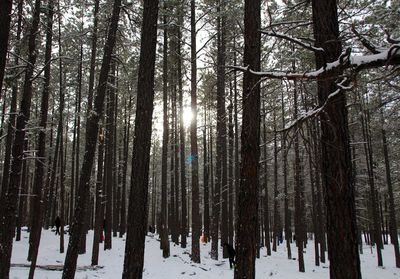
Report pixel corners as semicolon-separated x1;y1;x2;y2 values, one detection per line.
182;107;193;128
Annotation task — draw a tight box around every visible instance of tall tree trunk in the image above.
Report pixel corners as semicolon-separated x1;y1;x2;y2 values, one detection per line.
121;0;159;277
216;0;228;259
281;91;291;259
160;3;170;258
272;109;280;253
233;38;240;243
0;0;41;276
104;60;116;250
262;101;271;256
16;140;28;241
28;0;55;276
91;128;104;266
234;0;260;277
293;77;305;272
228;94;234;246
76;33;85;254
311;0;361;278
203;125;210;243
62;0;121;276
0;0;12;98
190;0;201;264
119;97;131;238
177;0;187;248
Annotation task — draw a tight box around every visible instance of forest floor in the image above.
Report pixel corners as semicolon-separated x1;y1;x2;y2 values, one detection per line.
10;228;399;278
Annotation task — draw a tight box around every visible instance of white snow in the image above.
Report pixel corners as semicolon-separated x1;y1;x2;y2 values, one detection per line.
10;229;400;278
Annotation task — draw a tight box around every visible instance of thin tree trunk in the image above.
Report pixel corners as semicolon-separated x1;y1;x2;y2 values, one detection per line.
16;141;28;242
216;0;228;259
178;1;187;247
121;0;159;277
160;3;170;258
91;127;104;266
228;93;234;246
190;0;201;263
293;74;305;273
119;97;131;238
104;60;116;250
262;101;271;256
233;38;240;243
281;91;291;259
272;110;280;253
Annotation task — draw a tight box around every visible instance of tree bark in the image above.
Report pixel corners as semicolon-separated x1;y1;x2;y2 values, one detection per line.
234;0;261;277
311;0;361;278
293;77;305;272
91;128;104;266
160;3;170;258
190;0;201;264
121;0;159;277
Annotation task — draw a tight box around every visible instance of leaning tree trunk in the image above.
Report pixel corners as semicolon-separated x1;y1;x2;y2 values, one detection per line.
0;0;41;277
311;0;361;278
121;0;159;277
190;0;201;264
61;0;121;277
234;0;261;278
28;0;54;276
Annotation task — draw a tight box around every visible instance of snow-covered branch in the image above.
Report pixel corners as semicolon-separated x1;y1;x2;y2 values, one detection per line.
230;44;400;80
279;78;352;132
260;30;324;53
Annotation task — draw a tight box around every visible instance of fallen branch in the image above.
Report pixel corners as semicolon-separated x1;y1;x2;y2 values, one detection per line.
11;263;104;271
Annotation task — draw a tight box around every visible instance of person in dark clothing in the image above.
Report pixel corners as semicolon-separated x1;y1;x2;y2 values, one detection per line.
148;225;154;233
54;216;61;235
223;242;236;269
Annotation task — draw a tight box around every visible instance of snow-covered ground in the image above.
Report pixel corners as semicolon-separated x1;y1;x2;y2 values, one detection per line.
10;229;399;278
